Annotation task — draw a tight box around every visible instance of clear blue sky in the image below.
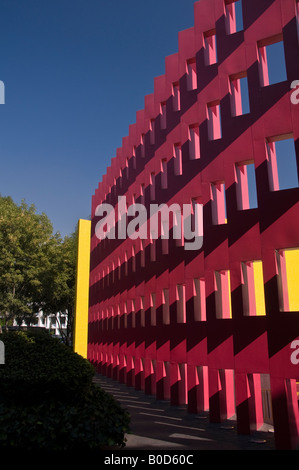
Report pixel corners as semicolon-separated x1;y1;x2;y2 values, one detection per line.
0;0;295;237
0;0;197;237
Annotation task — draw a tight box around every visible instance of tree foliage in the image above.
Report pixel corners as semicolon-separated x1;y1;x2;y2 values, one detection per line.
39;229;78;344
0;195;77;344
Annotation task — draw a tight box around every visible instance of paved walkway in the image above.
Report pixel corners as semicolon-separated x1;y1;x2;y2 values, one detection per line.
93;373;276;451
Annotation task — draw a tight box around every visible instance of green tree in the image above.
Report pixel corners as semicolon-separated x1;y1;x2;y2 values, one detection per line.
0;196;53;327
0;195;78;345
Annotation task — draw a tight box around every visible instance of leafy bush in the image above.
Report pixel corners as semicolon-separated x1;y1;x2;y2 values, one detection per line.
0;329;130;450
0;329;95;405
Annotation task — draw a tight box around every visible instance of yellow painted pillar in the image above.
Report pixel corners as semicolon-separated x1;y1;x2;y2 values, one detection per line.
73;219;91;358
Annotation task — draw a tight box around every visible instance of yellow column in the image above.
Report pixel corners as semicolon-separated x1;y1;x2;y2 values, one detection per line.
73;219;91;358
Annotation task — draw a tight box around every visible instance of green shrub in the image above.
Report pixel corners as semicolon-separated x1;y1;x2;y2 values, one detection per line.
0;329;95;405
0;329;130;450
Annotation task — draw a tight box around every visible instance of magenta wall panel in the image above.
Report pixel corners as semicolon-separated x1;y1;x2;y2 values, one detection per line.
88;0;299;449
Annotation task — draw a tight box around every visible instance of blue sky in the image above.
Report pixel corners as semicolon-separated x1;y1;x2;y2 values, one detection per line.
0;0;296;237
0;0;197;237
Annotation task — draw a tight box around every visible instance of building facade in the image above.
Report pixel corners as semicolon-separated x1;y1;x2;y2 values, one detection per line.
87;0;299;450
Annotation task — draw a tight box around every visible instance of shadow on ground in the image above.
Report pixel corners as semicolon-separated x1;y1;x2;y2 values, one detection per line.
93;374;276;451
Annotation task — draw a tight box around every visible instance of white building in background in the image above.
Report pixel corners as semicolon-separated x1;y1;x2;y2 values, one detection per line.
13;311;68;338
35;311;68;338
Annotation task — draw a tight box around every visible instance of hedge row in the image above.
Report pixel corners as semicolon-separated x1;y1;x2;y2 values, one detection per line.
0;329;130;450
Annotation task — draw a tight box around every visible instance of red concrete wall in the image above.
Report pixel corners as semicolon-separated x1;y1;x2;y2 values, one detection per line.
88;0;299;450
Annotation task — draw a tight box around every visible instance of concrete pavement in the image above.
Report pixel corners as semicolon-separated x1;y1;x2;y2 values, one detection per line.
93;373;276;451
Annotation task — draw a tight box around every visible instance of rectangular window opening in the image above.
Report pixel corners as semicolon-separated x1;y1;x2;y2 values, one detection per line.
112;261;115;283
174;143;182;175
189;125;200;160
193;278;206;321
172;82;181;111
215;270;232;319
246;374;273;426
150;172;156;200
236;161;258;210
230;72;250;116
141;133;145;158
178;363;188;405
151;293;156;326
266;135;298;191
190;197;203;241
132;245;136;273
207;101;222;140
276;248;299;312
106;265;110;287
140;183;145;205
258;36;287;87
186;59;197;91
150;238;156;262
117;304;121;330
162;288;170;325
162;221;169;255
176;285;186;323
260;374;273;425
140;296;145;327
132;299;136;328
174;210;184;247
241;261;266;316
118;256;121;280
225;0;243;35
160;102;167;129
125;251;128;276
132;145;136;167
204;29;217;65
124;301;128;328
140;239;145;267
161;159;168;189
211;181;227;225
150;119;155;145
